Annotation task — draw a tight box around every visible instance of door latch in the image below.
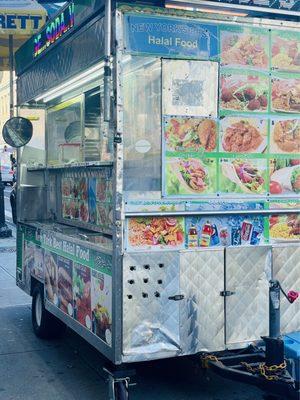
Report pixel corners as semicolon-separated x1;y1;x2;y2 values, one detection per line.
220;291;235;297
168;295;185;301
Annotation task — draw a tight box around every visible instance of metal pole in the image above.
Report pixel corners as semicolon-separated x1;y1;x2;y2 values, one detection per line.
104;0;112;122
9;35;14;118
264;280;284;367
0;36;13;238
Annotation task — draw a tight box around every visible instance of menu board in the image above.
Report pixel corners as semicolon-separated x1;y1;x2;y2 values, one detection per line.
61;168;113;233
161;23;300;204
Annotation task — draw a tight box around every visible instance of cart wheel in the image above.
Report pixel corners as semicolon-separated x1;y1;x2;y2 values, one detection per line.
114;381;129;400
32;284;66;339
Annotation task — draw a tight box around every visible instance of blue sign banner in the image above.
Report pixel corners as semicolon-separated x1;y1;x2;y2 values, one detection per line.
124;15;219;59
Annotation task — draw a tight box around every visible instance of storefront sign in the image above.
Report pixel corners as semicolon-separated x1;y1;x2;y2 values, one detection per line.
34;2;75;58
0;14;43;30
124;14;218;59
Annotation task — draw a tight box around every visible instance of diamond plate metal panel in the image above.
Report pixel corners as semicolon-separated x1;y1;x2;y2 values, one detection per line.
180;249;225;353
123;252;181;362
272;245;300;335
225;246;271;345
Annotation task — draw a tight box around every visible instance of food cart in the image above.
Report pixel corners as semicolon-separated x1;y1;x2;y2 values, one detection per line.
3;0;300;398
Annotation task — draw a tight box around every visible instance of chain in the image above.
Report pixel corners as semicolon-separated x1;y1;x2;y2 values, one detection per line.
241;360;287;382
201;354;218;369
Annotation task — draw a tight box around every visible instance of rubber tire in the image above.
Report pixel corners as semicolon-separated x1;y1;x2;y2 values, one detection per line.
32;284;66;339
114;381;129;400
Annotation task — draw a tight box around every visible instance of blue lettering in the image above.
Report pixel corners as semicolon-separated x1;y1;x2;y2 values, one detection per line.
7;15;16;29
0;15;5;28
30;15;42;29
17;15;29;29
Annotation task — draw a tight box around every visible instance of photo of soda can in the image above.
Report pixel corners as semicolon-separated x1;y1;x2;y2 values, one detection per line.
219;227;229;246
231;227;241;246
210;224;220;245
250;229;262;245
241;220;253;243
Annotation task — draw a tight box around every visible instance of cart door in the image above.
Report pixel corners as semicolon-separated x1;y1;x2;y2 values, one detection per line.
272;244;300;335
179;248;225;353
123;252;181;360
225;246;271;346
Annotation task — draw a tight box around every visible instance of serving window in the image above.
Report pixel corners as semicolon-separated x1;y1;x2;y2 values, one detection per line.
46;86;113;167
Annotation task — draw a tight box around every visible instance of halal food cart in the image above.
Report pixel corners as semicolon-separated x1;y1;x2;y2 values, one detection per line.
2;0;300;398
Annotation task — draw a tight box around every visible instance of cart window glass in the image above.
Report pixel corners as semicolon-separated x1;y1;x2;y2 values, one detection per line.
47;97;83;166
123;57;161;195
84;89;113;162
18;107;46;167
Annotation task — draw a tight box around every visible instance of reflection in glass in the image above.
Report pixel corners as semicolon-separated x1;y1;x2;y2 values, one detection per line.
123;57;161;194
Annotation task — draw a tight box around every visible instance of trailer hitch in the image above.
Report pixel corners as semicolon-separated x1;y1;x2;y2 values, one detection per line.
200;280;300;399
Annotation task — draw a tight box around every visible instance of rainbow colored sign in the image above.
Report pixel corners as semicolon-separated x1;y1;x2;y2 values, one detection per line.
34;2;75;58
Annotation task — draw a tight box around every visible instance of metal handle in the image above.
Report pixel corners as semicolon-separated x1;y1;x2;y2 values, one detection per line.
168;295;185;301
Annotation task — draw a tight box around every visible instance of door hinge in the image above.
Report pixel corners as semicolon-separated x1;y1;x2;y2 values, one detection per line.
220;290;235;297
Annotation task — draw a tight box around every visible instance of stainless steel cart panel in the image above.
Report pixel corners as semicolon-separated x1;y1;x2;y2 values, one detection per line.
225;246;271;345
179;249;224;353
272;244;300;335
123;252;181;362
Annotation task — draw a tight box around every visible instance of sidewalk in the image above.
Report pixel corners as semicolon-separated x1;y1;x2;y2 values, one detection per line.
0;232;30;308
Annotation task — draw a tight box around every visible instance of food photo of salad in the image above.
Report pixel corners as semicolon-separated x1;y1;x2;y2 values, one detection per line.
270;159;300;195
73;264;92;329
272;33;300;72
221;158;266;194
164;117;217;152
220;117;267;153
271;119;300;153
165;157;216;196
221;31;268;69
220;73;269;112
128;217;185;249
272;77;300;113
269;214;300;241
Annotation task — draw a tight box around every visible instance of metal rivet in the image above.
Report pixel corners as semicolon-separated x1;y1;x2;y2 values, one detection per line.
143;278;148;283
144;264;150;270
158;263;164;268
154;292;160;298
128;279;134;284
158;280;162;284
127;295;132;299
142;292;148;298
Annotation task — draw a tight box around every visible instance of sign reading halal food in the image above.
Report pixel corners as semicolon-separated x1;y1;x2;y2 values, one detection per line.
124;15;218;59
34;2;75;58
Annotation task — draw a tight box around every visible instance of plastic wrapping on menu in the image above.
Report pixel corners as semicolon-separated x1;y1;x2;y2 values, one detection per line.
61;168;113;233
126;217;185;251
220;26;269;70
162;59;218;117
186;215;265;248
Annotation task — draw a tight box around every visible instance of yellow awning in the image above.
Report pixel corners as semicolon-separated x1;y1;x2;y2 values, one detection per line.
0;0;47;70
